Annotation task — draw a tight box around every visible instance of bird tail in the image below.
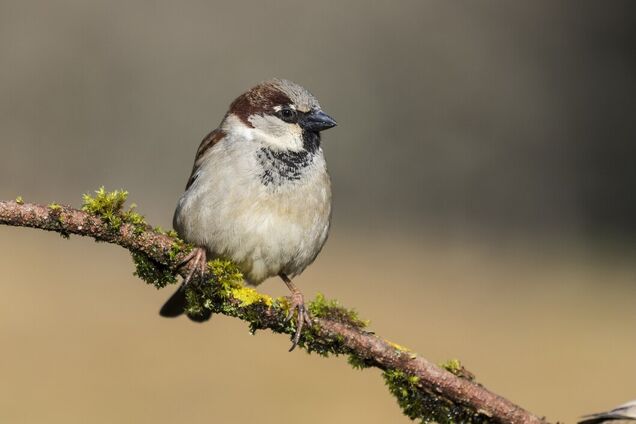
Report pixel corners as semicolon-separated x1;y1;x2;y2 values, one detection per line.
159;285;212;322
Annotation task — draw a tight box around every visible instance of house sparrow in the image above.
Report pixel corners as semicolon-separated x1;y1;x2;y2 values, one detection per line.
160;79;336;351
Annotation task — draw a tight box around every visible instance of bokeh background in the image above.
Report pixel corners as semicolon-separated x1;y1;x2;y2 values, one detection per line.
1;1;635;423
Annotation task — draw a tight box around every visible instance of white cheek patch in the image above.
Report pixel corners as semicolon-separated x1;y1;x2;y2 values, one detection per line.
247;114;304;151
223;114;255;141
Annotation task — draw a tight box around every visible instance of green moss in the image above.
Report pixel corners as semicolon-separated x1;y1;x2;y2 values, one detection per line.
82;187;127;213
176;259;281;325
122;204;147;235
347;353;374;369
153;226;180;239
308;293;368;329
168;242;186;262
440;359;462;375
229;293;368;356
181;259;244;318
440;359;475;381
15;196;24;205
169;260;353;356
183;288;208;318
81;187;148;233
383;369;490;423
82;187;125;230
295;321;347;357
131;251;178;289
208;259;244;294
47;202;69;238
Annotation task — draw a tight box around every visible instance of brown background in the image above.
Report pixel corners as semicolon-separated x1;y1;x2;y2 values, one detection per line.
1;1;635;423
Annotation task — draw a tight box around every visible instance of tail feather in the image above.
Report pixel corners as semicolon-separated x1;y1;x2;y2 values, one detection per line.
159;287;187;317
159;286;212;322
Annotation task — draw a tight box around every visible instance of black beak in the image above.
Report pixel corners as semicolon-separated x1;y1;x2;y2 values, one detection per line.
300;110;337;132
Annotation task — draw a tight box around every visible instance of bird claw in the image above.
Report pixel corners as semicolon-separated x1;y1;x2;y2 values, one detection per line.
286;291;312;352
177;247;207;288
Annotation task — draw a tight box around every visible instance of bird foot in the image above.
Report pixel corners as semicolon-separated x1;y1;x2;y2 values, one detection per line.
284;290;312;352
177;247;208;287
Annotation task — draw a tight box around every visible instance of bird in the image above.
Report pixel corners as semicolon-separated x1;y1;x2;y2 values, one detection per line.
579;400;636;424
159;79;337;351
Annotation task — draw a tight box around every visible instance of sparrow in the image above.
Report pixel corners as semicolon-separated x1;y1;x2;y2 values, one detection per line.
159;79;337;351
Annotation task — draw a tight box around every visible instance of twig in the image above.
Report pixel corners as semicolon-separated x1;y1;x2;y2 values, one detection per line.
0;199;547;424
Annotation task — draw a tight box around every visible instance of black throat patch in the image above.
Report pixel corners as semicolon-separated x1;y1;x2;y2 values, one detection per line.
257;147;316;187
302;130;321;153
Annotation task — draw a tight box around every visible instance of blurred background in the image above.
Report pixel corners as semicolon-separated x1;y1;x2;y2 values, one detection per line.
1;1;635;423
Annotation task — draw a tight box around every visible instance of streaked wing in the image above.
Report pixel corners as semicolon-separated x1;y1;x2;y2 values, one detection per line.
185;128;226;190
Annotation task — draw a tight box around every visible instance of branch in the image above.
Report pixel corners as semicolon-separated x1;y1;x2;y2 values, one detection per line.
0;193;547;424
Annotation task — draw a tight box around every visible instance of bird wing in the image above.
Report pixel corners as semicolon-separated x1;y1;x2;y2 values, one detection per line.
185;128;226;190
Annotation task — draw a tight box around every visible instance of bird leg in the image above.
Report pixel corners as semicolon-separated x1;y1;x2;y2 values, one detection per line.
177;246;208;288
280;273;312;352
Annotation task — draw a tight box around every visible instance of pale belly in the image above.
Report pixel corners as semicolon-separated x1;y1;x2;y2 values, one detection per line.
217;187;331;284
174;143;331;285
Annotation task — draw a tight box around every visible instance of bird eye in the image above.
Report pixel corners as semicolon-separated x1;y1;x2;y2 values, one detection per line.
277;107;298;123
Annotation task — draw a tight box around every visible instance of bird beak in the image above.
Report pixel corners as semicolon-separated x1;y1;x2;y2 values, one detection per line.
300;110;337;132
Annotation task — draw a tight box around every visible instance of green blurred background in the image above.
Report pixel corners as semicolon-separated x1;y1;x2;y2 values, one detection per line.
1;1;635;423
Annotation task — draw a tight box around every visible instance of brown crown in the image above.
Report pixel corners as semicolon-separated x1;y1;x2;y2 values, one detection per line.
228;82;292;128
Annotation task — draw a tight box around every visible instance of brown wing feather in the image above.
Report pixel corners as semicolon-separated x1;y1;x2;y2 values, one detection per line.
185;128;226;190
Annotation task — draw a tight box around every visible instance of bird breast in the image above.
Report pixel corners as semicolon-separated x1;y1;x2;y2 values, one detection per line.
173;135;331;285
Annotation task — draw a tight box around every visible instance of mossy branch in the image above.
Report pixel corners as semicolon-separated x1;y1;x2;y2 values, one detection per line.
0;190;547;424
